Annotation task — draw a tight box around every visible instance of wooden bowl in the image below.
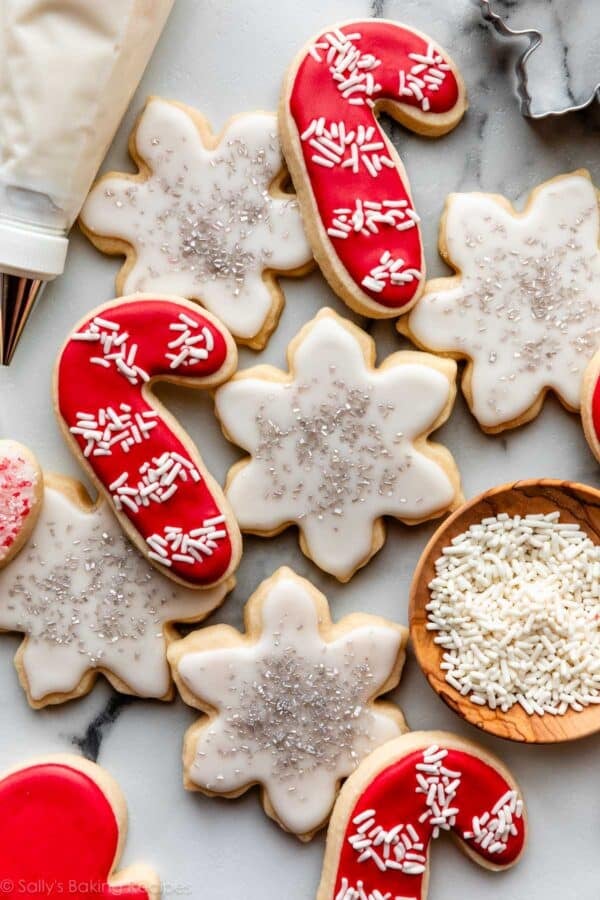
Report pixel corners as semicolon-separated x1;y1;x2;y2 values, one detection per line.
410;479;600;743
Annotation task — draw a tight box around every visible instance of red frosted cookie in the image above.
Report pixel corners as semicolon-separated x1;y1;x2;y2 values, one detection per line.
279;20;466;318
318;731;526;900
0;755;159;898
54;294;241;590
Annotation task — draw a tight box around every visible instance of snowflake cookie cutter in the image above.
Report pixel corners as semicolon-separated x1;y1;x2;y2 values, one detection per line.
479;0;600;118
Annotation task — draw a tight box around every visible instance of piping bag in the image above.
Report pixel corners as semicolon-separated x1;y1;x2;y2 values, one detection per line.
0;0;174;364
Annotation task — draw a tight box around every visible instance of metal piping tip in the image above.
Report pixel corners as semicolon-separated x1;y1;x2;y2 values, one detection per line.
0;274;46;365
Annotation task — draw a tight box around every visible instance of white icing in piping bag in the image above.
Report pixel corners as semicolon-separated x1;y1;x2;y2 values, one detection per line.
0;0;174;362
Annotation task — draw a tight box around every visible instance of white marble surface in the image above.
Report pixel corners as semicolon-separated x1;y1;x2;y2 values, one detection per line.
1;0;600;897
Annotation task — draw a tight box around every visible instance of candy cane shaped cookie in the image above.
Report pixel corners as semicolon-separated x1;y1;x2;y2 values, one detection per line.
582;349;600;463
55;294;241;589
280;20;467;318
318;731;526;900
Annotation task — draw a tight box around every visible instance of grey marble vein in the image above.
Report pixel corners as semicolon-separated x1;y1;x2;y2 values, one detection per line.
70;695;134;762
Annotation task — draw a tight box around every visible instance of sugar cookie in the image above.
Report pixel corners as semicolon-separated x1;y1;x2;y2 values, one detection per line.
406;171;600;433
279;19;466;317
318;731;526;900
168;566;407;840
0;439;42;567
215;308;462;580
54;294;241;589
80;97;313;349
0;465;231;708
0;754;159;898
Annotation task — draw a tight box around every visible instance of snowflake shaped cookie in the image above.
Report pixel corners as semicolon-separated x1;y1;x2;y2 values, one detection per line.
80;98;312;349
0;470;231;708
168;566;407;839
407;171;600;432
215;308;461;580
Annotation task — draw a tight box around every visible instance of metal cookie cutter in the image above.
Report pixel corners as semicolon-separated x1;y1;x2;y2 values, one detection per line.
480;0;600;118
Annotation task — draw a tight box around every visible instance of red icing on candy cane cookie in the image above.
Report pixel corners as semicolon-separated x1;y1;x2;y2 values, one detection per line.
55;294;241;589
582;349;600;464
0;756;159;898
280;20;467;318
318;732;526;900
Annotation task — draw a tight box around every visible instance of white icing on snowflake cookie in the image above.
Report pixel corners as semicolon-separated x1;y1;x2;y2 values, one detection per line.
168;566;407;839
407;171;600;432
80;98;313;349
0;474;231;708
215;308;462;580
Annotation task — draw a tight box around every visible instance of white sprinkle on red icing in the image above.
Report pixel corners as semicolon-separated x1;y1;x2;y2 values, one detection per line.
146;516;227;569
